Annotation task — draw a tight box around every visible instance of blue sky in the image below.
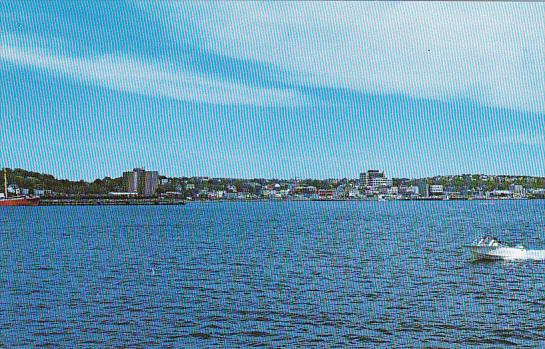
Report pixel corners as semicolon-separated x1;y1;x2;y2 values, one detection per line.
1;2;544;180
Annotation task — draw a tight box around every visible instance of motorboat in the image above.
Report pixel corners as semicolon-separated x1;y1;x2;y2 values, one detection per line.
466;236;545;261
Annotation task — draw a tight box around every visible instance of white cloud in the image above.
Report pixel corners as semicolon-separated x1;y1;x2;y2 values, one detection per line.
171;2;545;112
0;33;305;107
485;131;545;146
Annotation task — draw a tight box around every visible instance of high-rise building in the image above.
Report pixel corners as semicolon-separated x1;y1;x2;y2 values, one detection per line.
365;170;384;186
123;168;141;193
142;171;159;197
359;170;392;194
368;176;393;189
123;168;159;197
362;170;390;188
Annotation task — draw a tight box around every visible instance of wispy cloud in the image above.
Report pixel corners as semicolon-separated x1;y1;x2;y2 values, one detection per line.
162;2;545;112
484;131;545;146
0;33;305;107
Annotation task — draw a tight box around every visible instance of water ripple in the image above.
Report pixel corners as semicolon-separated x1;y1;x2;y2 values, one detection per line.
2;202;545;347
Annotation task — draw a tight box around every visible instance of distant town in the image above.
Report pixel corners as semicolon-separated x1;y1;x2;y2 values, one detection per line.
2;167;545;205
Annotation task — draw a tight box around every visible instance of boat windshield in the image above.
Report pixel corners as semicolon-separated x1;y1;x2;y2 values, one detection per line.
477;236;502;247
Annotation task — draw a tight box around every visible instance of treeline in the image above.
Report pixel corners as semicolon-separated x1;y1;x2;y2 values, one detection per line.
1;168;125;196
425;174;545;191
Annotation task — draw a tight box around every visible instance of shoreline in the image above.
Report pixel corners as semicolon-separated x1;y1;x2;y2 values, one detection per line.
35;197;539;206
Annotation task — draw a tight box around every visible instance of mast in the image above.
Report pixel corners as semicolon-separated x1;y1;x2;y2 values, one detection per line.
3;168;7;198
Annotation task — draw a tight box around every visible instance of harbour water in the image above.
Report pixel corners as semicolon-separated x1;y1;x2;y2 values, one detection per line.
2;200;545;348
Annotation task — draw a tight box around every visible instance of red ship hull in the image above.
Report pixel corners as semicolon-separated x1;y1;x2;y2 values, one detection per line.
0;196;40;206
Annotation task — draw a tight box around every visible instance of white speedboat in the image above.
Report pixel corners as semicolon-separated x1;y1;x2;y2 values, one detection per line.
466;236;545;260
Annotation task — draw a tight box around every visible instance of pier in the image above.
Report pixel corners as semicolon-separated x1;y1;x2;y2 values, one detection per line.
40;198;187;206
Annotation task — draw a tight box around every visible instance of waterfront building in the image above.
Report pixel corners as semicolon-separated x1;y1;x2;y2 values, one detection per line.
364;170;384;187
143;171;158;197
510;184;524;195
123;168;159;197
388;186;399;195
279;189;290;197
348;187;360;198
163;191;185;197
429;184;444;197
108;192;139;197
318;189;335;199
490;190;513;198
334;184;347;198
368;176;393;189
7;184;19;194
360;170;392;190
224;192;237;200
293;186;317;195
531;189;545;198
417;180;429;198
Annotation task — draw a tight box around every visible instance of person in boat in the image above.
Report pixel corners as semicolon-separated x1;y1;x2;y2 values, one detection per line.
478;236;501;246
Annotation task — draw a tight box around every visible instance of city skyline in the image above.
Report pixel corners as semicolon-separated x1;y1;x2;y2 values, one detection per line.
1;2;545;181
3;166;545;202
4;166;545;184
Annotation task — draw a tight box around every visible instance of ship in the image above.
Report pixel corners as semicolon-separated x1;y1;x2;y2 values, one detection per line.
0;168;40;206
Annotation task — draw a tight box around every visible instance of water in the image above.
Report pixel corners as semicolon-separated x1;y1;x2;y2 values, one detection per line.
2;201;545;348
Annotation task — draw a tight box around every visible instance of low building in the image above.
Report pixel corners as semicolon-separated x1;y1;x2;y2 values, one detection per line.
318;189;335;199
388;186;399;195
7;184;19;195
108;192;139;197
163;191;185;197
429;184;444;197
348;187;360;198
510;184;524;195
293;186;317;196
490;190;513;198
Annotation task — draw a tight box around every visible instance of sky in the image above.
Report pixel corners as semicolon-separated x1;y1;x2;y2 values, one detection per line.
0;2;544;181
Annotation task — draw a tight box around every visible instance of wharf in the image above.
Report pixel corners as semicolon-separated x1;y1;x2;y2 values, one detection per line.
40;198;187;206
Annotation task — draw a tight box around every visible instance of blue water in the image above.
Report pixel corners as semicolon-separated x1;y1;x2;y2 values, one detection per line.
2;201;545;348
